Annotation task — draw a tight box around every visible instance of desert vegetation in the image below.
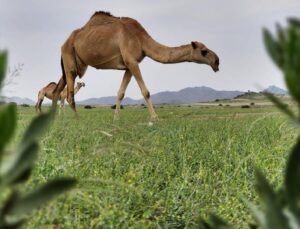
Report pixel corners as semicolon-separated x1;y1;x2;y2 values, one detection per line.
13;104;296;228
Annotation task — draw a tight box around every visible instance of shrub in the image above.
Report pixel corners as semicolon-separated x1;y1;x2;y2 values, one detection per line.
111;104;124;109
84;105;95;109
241;105;250;108
20;103;30;107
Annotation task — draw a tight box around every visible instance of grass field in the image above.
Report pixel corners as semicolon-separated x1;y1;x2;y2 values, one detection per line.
12;102;298;228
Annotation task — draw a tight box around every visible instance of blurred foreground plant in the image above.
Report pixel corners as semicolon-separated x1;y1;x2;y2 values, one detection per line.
201;18;300;228
0;51;76;228
264;18;300;123
242;18;300;229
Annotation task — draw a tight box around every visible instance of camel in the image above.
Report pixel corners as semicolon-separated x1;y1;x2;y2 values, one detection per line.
36;82;85;112
53;11;219;120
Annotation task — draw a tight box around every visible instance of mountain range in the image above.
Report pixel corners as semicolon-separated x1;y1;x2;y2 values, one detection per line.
0;96;36;105
1;85;288;105
77;86;244;105
263;85;288;95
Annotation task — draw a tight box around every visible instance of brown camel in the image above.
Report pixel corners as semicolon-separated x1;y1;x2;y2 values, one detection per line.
53;11;219;120
36;82;85;112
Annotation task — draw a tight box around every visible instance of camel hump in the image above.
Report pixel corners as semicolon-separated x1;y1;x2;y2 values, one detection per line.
91;11;115;18
85;10;121;27
46;82;57;87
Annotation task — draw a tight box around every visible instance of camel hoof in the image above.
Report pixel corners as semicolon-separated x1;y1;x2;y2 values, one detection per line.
150;114;159;122
113;113;120;121
75;113;80;120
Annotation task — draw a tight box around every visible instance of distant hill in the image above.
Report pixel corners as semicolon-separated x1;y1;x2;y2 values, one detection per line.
2;85;287;106
77;86;244;105
0;96;35;105
234;91;262;99
235;85;288;99
77;96;137;105
148;86;243;104
263;85;288;95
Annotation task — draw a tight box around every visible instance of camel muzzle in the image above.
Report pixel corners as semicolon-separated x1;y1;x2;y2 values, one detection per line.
212;65;219;72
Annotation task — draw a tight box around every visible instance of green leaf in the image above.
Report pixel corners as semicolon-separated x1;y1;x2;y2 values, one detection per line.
21;112;53;146
284;66;300;104
0;220;24;229
255;170;289;229
198;215;231;229
243;197;266;227
0;104;17;152
208;214;231;228
286;71;300;96
6;178;76;217
0;51;7;89
276;23;286;44
289;18;300;29
198;220;211;229
1;191;19;217
1;142;38;186
263;92;296;119
285;138;300;222
263;28;284;69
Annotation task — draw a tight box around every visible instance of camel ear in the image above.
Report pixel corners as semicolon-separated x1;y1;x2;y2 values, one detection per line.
191;41;197;49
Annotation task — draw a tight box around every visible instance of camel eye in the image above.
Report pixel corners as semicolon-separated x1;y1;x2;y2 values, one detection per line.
201;50;208;57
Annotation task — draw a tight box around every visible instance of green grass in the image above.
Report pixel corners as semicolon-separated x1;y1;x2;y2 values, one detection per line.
12;105;298;228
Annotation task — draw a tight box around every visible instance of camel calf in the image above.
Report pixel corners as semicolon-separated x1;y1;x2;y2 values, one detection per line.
35;82;85;113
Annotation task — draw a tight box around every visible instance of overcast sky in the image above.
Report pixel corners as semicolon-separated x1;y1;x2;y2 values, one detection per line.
1;0;299;101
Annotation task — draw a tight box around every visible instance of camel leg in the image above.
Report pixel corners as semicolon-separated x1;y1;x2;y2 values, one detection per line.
53;76;66;105
60;51;78;116
114;70;132;120
126;61;158;121
60;99;65;109
66;73;77;115
59;98;65;115
35;91;44;113
35;99;43;113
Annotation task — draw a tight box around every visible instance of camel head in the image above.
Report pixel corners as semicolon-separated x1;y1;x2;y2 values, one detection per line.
190;41;219;72
77;82;86;88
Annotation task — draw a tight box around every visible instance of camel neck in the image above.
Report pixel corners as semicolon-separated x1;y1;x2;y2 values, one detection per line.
142;36;192;64
74;86;80;94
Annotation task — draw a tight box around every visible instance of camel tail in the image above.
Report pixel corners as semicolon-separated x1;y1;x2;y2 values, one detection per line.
53;57;67;100
57;56;67;90
61;56;66;79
